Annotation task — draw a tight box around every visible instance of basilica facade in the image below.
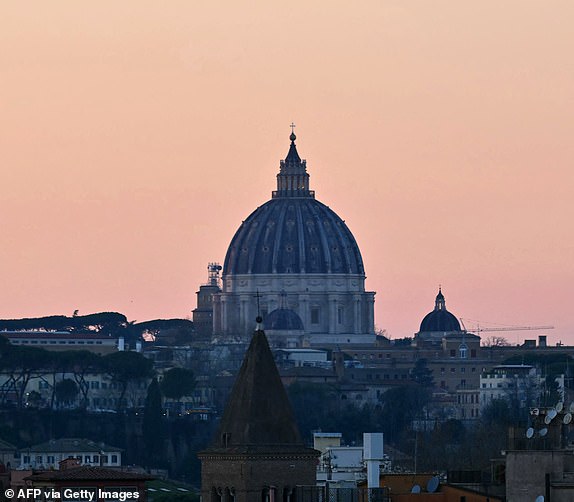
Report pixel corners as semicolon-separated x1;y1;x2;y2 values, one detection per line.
211;131;375;345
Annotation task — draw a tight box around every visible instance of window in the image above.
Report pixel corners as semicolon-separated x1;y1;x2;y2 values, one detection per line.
85;455;91;463
450;349;456;357
101;455;109;464
35;456;42;464
111;455;118;464
337;307;344;324
47;456;55;464
91;381;100;389
451;368;456;373
461;367;465;373
441;367;445;374
311;308;320;324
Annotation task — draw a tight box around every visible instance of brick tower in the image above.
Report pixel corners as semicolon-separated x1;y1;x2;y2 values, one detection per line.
198;321;319;502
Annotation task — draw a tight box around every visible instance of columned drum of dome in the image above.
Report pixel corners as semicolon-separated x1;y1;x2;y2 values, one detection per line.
212;132;376;345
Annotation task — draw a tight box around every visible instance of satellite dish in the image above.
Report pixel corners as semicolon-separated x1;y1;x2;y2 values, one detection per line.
411;485;421;494
569;402;574;413
564;413;572;425
427;476;439;493
526;427;535;439
556;402;564;413
535;496;545;502
544;415;552;425
539;428;548;437
531;408;540;416
548;409;558;420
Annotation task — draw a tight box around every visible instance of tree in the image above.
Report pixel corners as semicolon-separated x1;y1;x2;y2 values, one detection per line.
0;346;51;407
63;351;102;408
55;379;79;408
160;368;196;401
142;378;165;467
482;336;510;347
411;358;434;387
379;385;432;441
103;351;154;410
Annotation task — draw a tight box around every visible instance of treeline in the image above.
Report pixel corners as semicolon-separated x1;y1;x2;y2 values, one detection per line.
0;338;153;409
0;312;194;341
287;381;529;473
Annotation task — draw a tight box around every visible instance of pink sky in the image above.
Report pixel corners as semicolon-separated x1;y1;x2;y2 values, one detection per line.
1;1;572;343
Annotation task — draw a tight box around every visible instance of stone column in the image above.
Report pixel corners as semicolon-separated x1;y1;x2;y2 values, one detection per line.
299;294;309;332
221;297;228;334
366;294;375;334
240;295;249;334
353;294;362;335
328;295;338;334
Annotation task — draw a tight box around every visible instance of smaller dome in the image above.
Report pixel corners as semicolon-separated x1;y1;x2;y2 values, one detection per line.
265;309;304;331
419;288;462;333
420;310;461;333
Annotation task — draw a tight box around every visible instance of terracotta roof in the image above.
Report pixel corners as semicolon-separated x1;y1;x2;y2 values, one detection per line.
25;466;153;482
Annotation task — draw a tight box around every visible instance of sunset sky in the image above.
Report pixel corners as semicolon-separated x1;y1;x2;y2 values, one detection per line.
1;1;572;343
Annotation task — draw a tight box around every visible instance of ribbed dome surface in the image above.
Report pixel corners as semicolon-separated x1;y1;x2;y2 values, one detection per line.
265;309;304;331
223;198;364;275
419;310;461;333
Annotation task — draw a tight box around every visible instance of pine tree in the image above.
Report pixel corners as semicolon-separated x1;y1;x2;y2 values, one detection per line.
142;377;164;467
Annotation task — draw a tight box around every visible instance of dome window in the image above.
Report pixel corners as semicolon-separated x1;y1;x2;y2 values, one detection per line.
459;344;468;359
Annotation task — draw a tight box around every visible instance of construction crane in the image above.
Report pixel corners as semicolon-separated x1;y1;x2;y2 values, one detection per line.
459;318;554;333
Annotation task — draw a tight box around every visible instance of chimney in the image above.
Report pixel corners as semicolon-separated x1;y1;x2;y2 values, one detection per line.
363;433;384;489
539;335;547;348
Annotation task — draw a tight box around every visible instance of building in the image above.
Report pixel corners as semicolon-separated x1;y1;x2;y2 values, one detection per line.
480;365;542;411
20;438;123;470
24;462;153;502
2;332;117;354
198;322;320;502
192;263;223;340
211;131;375;345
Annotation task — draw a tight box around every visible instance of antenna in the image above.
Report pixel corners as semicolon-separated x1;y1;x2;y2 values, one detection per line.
207;262;222;287
427;477;439;493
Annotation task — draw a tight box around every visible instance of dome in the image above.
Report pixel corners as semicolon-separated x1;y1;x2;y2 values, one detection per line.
419;288;462;333
224;198;364;275
223;132;364;276
265;308;304;331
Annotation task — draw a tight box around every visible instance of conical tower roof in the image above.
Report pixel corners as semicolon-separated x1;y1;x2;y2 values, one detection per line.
212;328;303;450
